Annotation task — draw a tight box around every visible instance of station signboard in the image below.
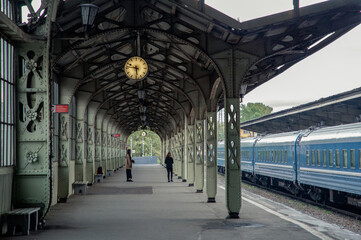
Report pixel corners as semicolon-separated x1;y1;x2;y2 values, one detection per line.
53;104;69;113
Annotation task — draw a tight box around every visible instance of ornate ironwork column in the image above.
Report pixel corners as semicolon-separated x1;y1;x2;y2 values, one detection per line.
16;43;52;212
206;112;217;202
180;131;185;181
183;126;188;182
95;126;102;173
195;120;204;192
224;98;241;218
187;125;195;186
174;133;179;176
75;121;84;181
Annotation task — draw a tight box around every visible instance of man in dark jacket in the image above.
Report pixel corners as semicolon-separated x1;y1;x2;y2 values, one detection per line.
164;152;174;182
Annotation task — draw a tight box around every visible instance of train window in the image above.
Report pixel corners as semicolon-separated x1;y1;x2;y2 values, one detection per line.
342;150;347;168
278;150;280;163
266;151;269;162
263;151;265;161
275;150;277;163
350;149;355;169
306;151;310;165
359;149;361;169
336;150;340;168
311;150;315;166
317;150;321;166
322;150;327;167
273;151;275;162
274;150;277;163
329;150;333;167
292;151;295;164
285;150;287;163
273;151;276;162
281;150;284;163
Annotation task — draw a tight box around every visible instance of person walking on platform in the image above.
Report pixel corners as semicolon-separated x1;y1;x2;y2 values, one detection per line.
165;152;174;182
126;149;134;182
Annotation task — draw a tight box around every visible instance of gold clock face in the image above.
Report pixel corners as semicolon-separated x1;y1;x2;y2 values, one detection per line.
124;56;149;80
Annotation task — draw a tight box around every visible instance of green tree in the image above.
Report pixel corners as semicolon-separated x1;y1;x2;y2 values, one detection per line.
241;102;272;123
127;129;161;159
216;102;272;141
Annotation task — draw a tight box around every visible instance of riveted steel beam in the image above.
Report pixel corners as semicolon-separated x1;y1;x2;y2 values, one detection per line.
206;112;217;203
194;120;204;192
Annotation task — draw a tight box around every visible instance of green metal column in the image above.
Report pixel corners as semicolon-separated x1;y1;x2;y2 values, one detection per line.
58;93;76;200
95;112;104;174
86;124;95;182
195;120;204;192
15;43;52;213
177;132;182;178
171;135;176;175
187;125;195;186
224;98;241;218
160;139;164;165
213;48;253;217
75;120;84;181
107;122;114;171
177;132;182;179
101;115;111;173
14;0;61;217
183;127;188;182
206;112;217;202
123;136;126;166
180;131;185;181
75;92;91;182
87;102;99;183
173;136;177;174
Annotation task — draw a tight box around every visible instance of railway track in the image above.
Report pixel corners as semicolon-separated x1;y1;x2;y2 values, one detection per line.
218;171;361;220
241;178;361;221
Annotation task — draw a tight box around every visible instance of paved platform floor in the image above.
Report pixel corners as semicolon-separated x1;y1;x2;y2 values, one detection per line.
5;165;360;240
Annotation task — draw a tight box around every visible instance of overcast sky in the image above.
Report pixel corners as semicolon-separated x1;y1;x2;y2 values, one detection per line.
206;0;361;112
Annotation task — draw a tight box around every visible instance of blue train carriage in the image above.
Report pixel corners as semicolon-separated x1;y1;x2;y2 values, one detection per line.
298;123;361;204
240;137;257;176
217;138;255;175
253;131;300;188
217;141;225;174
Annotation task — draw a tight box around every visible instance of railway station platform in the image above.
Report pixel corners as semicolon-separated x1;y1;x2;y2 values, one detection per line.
5;165;359;240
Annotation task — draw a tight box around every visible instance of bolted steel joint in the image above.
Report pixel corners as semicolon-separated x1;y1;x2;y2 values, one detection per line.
25;59;38;71
26;109;38;121
26;151;38;163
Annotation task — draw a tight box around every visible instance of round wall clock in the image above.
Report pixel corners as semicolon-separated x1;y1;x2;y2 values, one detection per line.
124;56;149;80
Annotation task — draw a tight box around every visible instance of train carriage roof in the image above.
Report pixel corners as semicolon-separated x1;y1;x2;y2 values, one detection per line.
300;122;361;145
256;131;301;147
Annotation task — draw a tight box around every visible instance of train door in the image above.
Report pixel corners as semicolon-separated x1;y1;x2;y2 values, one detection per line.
294;133;303;181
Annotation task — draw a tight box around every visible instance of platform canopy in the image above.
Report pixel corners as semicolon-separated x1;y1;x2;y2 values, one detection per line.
241;87;361;134
47;0;361;136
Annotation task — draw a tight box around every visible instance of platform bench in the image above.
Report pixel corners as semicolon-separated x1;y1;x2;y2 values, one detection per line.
73;181;88;195
94;174;103;183
7;207;41;236
107;169;114;176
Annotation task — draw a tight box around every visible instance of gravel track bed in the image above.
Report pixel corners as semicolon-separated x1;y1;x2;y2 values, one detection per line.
217;174;361;235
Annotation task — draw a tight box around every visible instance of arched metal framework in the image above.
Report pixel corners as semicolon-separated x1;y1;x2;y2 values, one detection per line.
0;0;358;221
